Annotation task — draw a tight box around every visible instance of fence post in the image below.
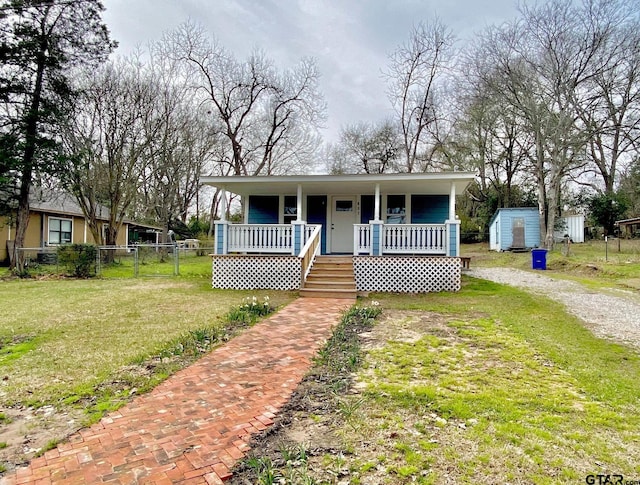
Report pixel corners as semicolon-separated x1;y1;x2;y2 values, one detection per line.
174;244;179;276
134;246;139;278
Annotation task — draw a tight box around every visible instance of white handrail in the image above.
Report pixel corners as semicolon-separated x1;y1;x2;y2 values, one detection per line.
299;224;321;283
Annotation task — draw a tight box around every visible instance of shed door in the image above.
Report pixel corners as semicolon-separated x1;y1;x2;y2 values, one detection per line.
511;217;525;248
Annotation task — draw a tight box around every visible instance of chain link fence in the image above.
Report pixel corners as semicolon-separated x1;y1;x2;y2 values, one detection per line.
15;242;215;278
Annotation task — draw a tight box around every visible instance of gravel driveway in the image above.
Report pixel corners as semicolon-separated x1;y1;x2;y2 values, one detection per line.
468;267;640;350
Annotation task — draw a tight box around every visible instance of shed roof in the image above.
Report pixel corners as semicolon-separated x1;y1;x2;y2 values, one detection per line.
489;207;538;226
616;217;640;226
202;172;476;197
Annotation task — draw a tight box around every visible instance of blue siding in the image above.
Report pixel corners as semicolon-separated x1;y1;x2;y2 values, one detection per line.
449;224;458;256
372;223;381;255
215;223;225;254
248;196;279;224
293;224;302;253
411;195;449;224
490;208;540;251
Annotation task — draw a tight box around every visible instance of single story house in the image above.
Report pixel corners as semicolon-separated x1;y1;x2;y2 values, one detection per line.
1;191;160;264
203;172;476;295
489;208;584;251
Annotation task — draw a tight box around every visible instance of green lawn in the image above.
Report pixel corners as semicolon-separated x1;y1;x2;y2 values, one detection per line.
0;277;293;408
2;242;640;482
337;281;640;483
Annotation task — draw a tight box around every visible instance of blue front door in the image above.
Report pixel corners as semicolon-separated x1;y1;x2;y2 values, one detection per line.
307;195;327;254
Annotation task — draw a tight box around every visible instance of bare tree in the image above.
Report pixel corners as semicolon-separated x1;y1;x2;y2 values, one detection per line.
328;120;401;174
452;80;534;209
60;58;161;247
169;22;325;177
385;20;456;173
131;42;217;243
577;2;640;195
470;0;631;248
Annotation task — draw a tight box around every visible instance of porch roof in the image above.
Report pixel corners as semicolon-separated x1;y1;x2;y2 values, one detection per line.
202;172;476;197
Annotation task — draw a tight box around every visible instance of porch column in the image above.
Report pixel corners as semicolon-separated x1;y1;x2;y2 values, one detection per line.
446;182;460;257
214;221;228;255
296;184;303;222
445;219;461;257
370;221;384;256
292;184;306;255
215;186;229;255
370;183;383;255
220;186;228;222
449;182;456;220
292;221;306;255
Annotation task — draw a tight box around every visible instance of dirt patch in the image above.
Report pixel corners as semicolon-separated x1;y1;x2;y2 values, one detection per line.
0;405;84;469
229;309;452;484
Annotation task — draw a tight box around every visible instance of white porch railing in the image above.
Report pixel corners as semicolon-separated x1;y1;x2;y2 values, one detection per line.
384;224;446;254
227;224;293;253
354;223;447;255
354;224;371;254
224;222;447;255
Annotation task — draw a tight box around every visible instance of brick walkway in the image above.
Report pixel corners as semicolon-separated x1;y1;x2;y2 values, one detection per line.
2;298;350;485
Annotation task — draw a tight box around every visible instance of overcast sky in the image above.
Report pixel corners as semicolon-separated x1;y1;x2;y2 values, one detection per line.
102;0;521;143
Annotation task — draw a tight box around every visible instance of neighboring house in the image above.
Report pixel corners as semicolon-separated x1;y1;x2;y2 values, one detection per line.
203;172;476;295
1;191;160;264
489;208;584;251
616;217;640;238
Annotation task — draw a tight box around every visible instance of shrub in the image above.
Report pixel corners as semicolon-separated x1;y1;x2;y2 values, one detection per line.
57;244;98;278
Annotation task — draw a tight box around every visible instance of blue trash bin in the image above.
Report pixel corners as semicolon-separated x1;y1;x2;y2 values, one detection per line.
531;248;548;270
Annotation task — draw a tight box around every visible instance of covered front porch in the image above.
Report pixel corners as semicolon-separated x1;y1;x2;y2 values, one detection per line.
203;173;475;294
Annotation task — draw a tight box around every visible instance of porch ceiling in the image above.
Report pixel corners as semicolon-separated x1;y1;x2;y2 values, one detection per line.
202;172;476;197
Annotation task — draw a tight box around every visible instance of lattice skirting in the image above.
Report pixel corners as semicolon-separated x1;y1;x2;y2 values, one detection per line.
212;255;301;290
354;256;461;293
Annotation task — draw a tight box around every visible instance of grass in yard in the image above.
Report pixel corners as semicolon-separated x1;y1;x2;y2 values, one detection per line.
463;240;640;291
313;279;640;484
0;278;293;410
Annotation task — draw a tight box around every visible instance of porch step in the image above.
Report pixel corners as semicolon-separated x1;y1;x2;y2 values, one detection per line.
301;256;356;300
299;288;357;299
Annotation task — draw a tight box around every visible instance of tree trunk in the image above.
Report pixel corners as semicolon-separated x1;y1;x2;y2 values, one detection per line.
11;37;47;271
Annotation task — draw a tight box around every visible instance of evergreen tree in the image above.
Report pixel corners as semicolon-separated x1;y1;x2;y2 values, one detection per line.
0;0;115;268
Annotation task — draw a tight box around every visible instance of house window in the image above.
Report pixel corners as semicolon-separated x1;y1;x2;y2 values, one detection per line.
49;218;72;245
283;195;297;224
386;195;406;224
